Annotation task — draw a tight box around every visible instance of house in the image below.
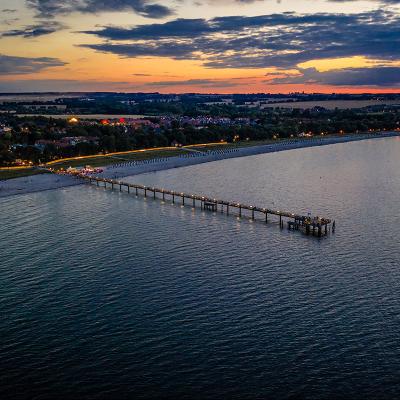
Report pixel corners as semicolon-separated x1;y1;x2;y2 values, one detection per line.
0;125;12;135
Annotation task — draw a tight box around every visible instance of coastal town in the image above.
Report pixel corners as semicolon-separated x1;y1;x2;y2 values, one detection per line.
1;93;399;170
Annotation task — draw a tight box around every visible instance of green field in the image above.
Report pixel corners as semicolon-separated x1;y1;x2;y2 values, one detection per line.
48;148;183;170
0;168;49;181
115;149;182;161
185;135;348;152
185;139;278;152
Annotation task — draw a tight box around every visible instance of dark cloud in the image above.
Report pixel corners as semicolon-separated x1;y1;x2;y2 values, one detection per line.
26;0;173;19
0;54;67;74
2;21;66;38
82;18;212;40
81;10;400;73
267;67;400;87
83;14;359;41
85;42;198;60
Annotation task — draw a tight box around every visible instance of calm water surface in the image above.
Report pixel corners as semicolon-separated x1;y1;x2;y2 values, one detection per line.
1;138;400;399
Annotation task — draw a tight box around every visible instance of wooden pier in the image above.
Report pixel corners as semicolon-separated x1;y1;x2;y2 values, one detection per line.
79;174;333;237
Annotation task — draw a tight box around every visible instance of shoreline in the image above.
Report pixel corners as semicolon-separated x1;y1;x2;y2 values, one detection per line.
99;132;400;180
1;132;399;199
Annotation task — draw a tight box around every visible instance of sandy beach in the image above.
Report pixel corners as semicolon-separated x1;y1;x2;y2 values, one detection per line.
0;174;83;198
1;132;398;199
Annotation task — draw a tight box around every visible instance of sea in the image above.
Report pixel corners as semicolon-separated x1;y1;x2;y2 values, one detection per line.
1;137;400;399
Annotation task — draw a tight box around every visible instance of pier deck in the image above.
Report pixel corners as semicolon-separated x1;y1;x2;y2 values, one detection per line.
76;174;333;237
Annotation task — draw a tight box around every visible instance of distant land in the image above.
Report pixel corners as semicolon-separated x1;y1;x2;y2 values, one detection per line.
261;100;400;110
1;92;400;116
14;114;148;120
0;93;85;103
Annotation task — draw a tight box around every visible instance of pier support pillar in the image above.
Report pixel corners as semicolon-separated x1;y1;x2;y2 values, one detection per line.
162;192;165;201
135;187;138;196
265;213;268;224
252;209;255;220
144;189;147;197
239;206;242;217
193;198;195;208
172;194;175;203
153;191;156;200
182;195;185;206
227;205;229;215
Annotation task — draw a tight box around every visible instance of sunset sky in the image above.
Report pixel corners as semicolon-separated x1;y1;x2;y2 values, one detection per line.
1;0;399;93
